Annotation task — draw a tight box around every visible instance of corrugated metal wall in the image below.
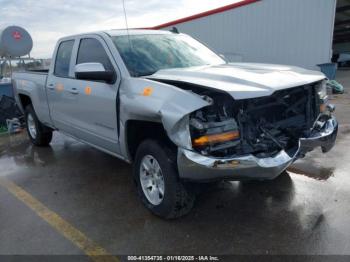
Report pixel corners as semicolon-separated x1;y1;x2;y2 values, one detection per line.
161;0;337;70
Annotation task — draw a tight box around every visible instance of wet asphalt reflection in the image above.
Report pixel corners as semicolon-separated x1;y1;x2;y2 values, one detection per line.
0;71;349;255
0;124;349;255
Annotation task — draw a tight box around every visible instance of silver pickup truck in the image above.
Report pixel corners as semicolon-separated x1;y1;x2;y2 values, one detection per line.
13;29;338;219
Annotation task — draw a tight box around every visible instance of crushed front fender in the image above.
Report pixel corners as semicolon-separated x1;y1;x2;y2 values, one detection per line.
119;78;210;157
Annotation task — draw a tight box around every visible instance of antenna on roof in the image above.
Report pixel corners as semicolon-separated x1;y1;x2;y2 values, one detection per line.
170;27;179;34
122;0;133;50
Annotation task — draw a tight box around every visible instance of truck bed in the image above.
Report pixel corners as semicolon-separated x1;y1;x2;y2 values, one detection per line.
12;71;51;126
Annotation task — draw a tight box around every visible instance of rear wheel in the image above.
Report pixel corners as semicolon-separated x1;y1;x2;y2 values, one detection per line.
133;139;195;219
25;105;53;146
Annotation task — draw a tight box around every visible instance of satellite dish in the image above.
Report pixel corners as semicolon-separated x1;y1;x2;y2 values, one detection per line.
0;26;33;58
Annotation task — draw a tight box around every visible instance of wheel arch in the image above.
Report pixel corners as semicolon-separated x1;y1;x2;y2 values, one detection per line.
125;120;176;161
18;93;32;112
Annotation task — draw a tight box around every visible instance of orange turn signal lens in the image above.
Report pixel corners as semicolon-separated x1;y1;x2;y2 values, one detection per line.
193;131;240;147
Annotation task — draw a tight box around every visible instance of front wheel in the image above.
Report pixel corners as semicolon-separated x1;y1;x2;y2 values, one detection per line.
133;139;195;219
25;105;53;146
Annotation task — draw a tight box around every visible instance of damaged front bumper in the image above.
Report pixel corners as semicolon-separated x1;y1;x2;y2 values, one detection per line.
177;116;338;181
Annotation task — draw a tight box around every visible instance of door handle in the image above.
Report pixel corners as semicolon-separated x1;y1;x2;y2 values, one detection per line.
47;83;55;90
69;88;79;94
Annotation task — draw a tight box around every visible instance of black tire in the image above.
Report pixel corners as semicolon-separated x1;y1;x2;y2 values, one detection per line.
25;105;53;146
133;139;195;219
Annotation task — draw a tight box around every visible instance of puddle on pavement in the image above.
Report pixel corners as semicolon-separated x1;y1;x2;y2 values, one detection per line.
0;130;79;154
0;131;29;154
0;130;338;182
287;166;334;181
340;125;350;135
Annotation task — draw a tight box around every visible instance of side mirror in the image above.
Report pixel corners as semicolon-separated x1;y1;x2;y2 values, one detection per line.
75;63;116;84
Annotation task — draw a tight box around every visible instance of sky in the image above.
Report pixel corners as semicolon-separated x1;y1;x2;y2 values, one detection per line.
0;0;240;58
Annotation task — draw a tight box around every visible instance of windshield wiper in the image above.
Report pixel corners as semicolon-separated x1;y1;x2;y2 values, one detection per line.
136;70;159;77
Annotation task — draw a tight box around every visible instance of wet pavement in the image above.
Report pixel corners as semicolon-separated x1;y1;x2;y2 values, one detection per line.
0;70;350;256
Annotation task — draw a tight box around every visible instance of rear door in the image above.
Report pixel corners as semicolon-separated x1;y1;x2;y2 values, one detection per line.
46;39;77;135
63;36;120;154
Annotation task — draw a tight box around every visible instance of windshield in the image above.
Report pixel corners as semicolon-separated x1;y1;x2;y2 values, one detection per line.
111;34;225;77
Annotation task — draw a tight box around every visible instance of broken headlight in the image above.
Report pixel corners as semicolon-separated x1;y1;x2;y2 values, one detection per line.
189;96;240;155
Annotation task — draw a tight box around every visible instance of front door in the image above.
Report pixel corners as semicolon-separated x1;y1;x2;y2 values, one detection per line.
65;37;120;154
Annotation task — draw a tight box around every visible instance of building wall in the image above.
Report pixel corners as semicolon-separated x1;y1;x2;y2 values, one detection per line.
160;0;337;70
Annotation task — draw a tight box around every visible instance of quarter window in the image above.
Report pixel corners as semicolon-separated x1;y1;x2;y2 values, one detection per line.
54;40;74;77
76;38;113;71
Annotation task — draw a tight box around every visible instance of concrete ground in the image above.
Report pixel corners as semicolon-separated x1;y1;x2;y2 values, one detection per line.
0;70;350;258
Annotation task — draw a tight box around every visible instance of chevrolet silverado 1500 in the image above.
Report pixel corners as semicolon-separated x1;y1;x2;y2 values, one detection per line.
12;30;338;218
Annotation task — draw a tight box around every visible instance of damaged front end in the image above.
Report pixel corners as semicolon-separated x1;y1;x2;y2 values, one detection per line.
176;80;338;181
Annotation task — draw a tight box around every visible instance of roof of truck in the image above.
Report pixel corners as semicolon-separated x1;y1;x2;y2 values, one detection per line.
105;29;172;36
58;29;173;42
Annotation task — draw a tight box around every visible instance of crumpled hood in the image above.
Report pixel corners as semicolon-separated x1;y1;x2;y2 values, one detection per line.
148;63;325;99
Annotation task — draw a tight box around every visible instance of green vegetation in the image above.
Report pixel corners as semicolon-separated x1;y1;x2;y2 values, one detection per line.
0;125;8;134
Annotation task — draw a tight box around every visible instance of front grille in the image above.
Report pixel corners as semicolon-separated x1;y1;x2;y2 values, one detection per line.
240;83;319;130
232;83;320;157
188;82;321;158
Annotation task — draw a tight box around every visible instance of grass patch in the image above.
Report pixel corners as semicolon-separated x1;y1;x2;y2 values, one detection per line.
0;125;8;134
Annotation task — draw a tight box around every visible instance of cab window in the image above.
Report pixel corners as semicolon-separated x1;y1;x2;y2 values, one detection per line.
54;40;74;77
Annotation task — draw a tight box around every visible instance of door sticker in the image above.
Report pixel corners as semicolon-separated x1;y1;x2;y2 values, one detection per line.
56;83;64;92
85;86;92;95
142;87;153;96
